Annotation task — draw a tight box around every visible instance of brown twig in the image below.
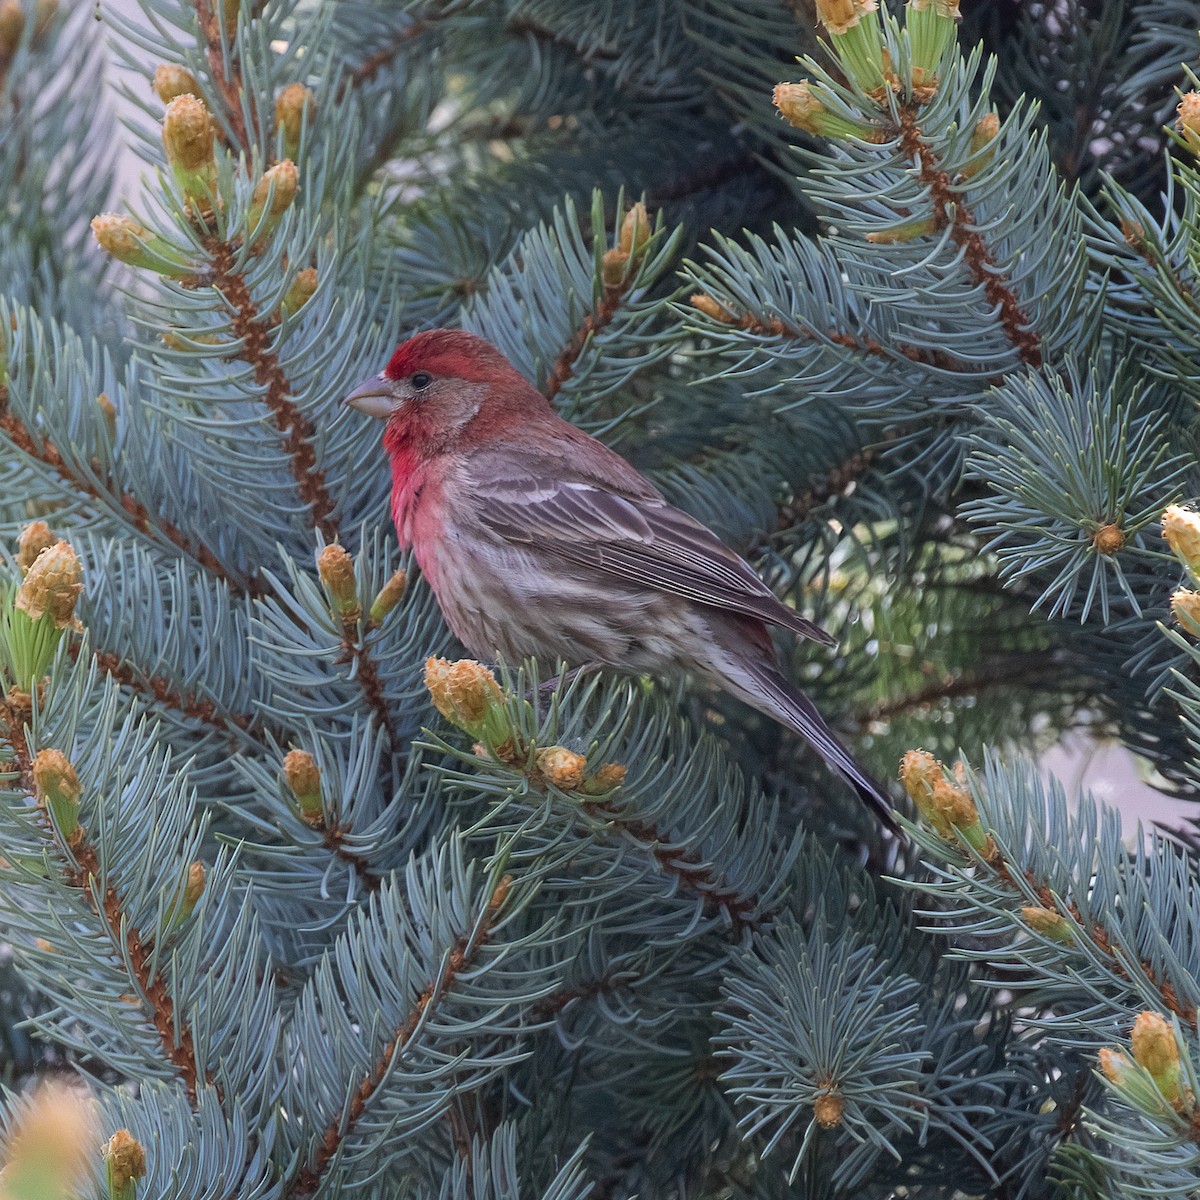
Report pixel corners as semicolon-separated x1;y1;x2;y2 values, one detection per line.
858;651;1067;724
205;240;340;541
0;385;259;596
591;803;765;934
290;876;511;1197
543;277;639;402
733;309;981;374
0;694;214;1104
84;647;255;735
893;105;1044;369
194;0;252;154
334;620;403;762
320;819;383;893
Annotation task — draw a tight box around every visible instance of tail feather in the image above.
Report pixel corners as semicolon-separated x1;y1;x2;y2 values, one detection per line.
746;666;897;832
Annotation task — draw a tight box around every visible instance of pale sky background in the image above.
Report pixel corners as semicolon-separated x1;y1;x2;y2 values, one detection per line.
94;0;1199;844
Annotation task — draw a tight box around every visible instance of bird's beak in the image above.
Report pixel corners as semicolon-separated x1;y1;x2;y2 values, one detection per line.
343;375;395;419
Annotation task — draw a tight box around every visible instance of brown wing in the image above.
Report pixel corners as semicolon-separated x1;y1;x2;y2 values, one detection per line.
469;444;835;647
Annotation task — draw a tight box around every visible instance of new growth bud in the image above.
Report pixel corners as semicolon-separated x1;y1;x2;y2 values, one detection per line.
1098;1046;1132;1087
152;64;199;104
425;657;512;749
180;861;205;917
1092;523;1125;556
602;248;629;289
275;82;315;159
899;749;992;855
1172;589;1200;638
816;0;877;35
282;748;323;826
162;94;217;211
1163;505;1200;575
581;761;627;796
1020;905;1073;944
16;540;81;630
104;1129;147;1200
1177;92;1200;156
813;1092;844;1127
690;293;738;324
369;569;407;625
91;214;192;276
619;201;650;258
773;81;885;141
535;745;588;791
31;748;81;841
247;159;298;245
282;267;318;316
17;520;55;574
1131;1011;1184;1105
316;543;360;623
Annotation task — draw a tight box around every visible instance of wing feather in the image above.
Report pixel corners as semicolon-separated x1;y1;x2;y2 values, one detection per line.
472;455;835;646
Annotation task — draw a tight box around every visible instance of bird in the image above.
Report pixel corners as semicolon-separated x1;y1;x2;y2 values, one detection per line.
345;328;893;827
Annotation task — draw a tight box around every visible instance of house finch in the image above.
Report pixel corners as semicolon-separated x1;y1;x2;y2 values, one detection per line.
346;329;893;826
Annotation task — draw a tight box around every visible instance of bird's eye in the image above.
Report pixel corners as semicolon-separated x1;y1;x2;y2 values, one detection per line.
411;372;433;391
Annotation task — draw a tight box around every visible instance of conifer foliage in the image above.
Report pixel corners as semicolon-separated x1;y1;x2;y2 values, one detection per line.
3;0;1200;1195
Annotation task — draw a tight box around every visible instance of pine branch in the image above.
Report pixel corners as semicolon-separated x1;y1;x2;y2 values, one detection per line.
83;646;256;738
0;692;216;1104
332;614;403;761
718;305;984;374
543;274;639;402
204;239;340;542
858;650;1067;724
892;104;1043;368
0;383;260;596
289;874;512;1197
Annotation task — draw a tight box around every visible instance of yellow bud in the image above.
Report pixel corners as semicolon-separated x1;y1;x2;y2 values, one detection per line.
815;0;877;35
813;1092;844;1127
972;112;1000;151
31;749;82;840
91;214;191;275
275;82;315;158
773;81;884;140
1098;1047;1131;1086
535;746;588;791
247;158;298;241
368;569;407;625
0;0;23;58
162;93;215;173
104;1128;147;1199
316;543;359;621
97;392;117;441
1131;1011;1179;1079
1178;92;1200;156
282;748;323;825
910;0;959;15
582;761;627;795
425;657;504;732
1172;589;1200;638
152;64;199;104
182;860;205;912
16;539;81;629
1020;905;1073;944
2;1081;98;1198
17;520;56;574
690;293;738;324
619;201;650;258
1092;523;1124;556
1163;505;1200;574
601;248;629;289
282;267;318;316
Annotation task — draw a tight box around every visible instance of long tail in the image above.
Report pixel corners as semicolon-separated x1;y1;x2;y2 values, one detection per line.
743;664;898;832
